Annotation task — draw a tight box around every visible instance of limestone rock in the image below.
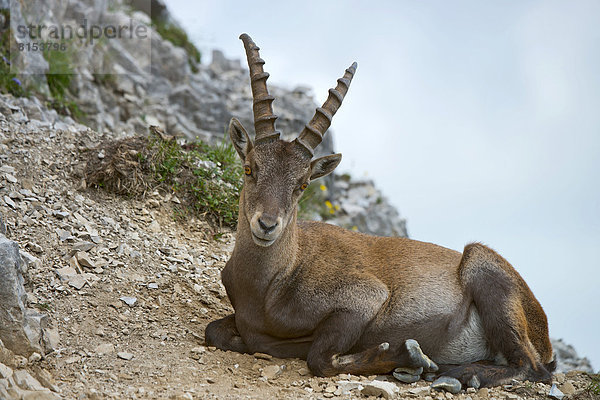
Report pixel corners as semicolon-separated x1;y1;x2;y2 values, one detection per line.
361;380;399;399
0;235;47;356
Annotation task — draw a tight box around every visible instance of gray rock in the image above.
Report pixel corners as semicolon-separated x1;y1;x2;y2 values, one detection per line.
261;365;282;380
361;380;399;399
549;383;565;400
119;296;137;307
0;235;47;357
13;369;44;391
551;338;595;373
117;351;134;360
431;376;462;394
329;177;408;237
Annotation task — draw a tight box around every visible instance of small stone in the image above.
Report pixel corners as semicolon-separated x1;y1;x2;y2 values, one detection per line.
148;220;161;232
3;196;16;209
409;386;431;395
119;296;137;307
43;328;60;351
67;274;88;290
361;380;399;399
26;242;43;254
53;210;70;219
4;173;17;183
477;387;489;398
254;352;272;360
431;376;462;394
117;351;134;360
554;373;565;384
95;343;115;355
73;241;95;252
28;352;42;363
559;381;576;395
56;228;74;242
76;252;96;268
324;385;337;393
336;380;363;395
261;365;282;380
298;367;310;376
97;150;105;159
0;363;12;379
549;384;564;400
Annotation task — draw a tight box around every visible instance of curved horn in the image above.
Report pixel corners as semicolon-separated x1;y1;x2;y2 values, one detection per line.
295;62;357;157
239;33;280;144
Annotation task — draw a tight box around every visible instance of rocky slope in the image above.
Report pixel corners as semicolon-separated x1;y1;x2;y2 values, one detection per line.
2;0;406;238
0;0;597;399
1;94;598;400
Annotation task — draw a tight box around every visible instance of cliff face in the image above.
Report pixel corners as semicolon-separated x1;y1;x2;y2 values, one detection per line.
2;0;407;237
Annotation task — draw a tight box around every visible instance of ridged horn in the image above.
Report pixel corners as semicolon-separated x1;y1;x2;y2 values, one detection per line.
239;33;280;144
295;62;357;157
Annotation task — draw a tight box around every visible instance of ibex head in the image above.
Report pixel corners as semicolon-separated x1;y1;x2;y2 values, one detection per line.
230;34;357;247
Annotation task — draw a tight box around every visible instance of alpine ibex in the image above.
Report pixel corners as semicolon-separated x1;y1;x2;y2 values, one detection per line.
205;33;554;390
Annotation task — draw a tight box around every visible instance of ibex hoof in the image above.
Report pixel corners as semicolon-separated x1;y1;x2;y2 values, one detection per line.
393;366;423;383
467;375;481;389
431;376;462;394
405;339;439;372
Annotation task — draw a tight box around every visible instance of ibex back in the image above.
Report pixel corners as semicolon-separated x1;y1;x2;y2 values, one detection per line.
205;33;554;390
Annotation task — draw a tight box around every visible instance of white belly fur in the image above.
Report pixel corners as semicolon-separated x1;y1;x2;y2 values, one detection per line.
433;306;494;364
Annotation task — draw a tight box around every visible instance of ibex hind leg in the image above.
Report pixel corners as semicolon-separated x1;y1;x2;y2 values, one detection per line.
450;243;552;388
308;309;438;377
205;314;249;353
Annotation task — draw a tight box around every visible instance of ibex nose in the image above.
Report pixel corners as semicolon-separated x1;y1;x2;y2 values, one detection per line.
258;214;278;234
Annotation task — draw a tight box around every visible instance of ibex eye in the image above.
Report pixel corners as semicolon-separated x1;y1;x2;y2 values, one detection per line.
244;166;252;175
300;183;308;191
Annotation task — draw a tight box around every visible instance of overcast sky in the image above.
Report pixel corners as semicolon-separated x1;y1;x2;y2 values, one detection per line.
165;0;600;370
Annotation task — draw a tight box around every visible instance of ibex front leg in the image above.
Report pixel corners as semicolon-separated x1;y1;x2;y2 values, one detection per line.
205;314;249;353
307;311;438;377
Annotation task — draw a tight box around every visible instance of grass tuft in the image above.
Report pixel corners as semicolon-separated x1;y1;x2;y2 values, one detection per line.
85;127;242;229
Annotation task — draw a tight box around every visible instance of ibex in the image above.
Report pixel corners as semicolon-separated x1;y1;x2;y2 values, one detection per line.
205;33;554;390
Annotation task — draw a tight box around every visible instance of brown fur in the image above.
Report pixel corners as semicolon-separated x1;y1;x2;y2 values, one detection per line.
205;34;554;389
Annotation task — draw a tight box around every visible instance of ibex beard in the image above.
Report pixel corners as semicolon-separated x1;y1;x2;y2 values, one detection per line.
205;33;555;391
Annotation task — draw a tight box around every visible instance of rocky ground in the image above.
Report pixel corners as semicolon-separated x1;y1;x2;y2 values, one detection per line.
1;99;599;399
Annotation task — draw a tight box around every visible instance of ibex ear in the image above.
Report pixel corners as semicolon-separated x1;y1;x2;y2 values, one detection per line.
310;153;342;180
229;118;253;161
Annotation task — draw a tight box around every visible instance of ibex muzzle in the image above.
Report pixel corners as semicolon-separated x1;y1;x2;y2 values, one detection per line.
205;34;554;391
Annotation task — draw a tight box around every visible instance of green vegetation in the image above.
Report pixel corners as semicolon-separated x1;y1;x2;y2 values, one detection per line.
152;18;201;73
85;131;243;229
0;9;27;97
149;134;242;227
587;373;600;396
298;181;337;220
43;42;83;120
